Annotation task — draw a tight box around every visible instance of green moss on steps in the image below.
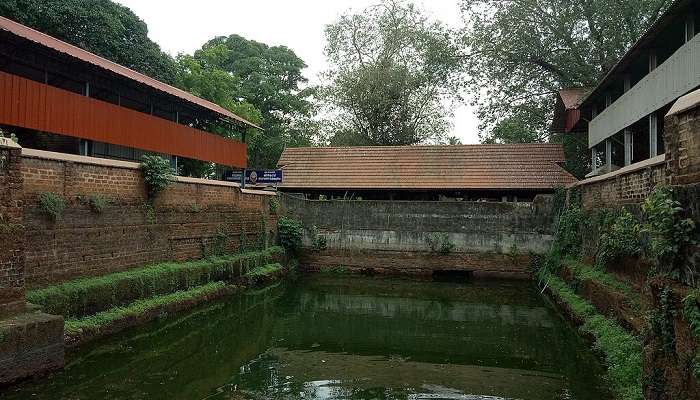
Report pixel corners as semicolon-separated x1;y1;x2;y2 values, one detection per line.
539;270;643;400
245;263;283;279
28;247;284;318
64;282;228;337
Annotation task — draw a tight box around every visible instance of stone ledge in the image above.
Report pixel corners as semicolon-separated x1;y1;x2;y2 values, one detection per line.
0;311;64;386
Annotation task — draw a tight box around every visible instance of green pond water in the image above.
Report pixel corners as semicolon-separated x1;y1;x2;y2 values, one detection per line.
5;275;612;400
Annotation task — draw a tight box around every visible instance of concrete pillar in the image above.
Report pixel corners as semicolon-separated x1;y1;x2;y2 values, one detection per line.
624;130;633;166
605;139;612;169
650;113;658;157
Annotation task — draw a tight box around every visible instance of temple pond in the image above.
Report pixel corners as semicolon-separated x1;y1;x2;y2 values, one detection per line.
5;275;612;400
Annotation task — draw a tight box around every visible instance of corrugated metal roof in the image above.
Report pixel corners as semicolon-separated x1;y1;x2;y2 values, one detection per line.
277;144;577;190
0;16;261;130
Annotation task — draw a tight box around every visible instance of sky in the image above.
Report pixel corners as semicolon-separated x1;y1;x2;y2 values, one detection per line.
114;0;481;144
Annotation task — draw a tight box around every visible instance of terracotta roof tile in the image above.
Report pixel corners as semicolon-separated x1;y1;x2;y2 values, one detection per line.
277;144;577;190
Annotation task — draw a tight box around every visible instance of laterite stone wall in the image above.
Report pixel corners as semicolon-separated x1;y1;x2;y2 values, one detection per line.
20;149;278;287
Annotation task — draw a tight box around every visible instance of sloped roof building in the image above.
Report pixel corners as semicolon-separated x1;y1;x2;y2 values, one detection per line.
277;144;576;201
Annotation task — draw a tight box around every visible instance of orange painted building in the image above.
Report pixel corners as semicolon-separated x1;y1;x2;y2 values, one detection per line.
0;16;255;169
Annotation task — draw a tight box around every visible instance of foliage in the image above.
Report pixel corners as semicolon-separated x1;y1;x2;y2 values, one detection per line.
179;35;317;169
63;281;228;336
682;291;700;380
321;0;464;146
0;0;178;83
38;192;65;221
461;0;671;142
209;226;229;257
310;225;328;251
641;187;696;280
538;270;643;400
245;263;283;279
269;197;280;214
140;155;173;199
27;247;284;317
426;232;456;255
555;203;584;258
596;209;641;268
566;260;637;300
278;217;303;253
142;203;157;225
87;194;111;214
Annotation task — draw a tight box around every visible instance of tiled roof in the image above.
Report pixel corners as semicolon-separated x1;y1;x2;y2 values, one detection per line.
559;88;589;109
277;144;577;190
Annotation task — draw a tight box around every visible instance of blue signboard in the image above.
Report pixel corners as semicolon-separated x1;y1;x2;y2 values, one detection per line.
223;169;283;185
246;169;283;184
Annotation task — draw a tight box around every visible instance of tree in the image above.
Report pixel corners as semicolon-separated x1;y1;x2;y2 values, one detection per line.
461;0;671;143
322;0;464;146
188;36;318;168
0;0;178;83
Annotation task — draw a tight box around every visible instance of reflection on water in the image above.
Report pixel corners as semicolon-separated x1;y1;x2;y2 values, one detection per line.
4;276;611;400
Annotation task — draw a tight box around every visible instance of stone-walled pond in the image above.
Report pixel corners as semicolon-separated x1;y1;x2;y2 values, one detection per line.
5;275;612;400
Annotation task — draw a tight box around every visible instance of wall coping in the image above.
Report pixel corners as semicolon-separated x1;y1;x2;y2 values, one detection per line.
20;147;277;196
572;154;665;187
22;148;141;169
0;137;22;150
667;87;700;117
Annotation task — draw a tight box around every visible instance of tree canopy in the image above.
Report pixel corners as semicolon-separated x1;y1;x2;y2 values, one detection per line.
321;0;464;146
0;0;178;83
460;0;671;143
182;35;318;168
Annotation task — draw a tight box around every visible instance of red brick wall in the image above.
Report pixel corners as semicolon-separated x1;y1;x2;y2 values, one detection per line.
0;141;25;313
20;151;277;288
579;160;666;210
665;102;700;185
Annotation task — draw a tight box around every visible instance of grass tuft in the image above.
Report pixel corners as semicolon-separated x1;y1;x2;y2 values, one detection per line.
245;263;283;279
539;270;643;400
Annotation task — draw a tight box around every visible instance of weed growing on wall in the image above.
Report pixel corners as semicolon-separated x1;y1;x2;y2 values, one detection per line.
278;217;303;253
596;209;641;268
140;155;172;199
537;269;643;400
269;197;280;214
682;291;700;380
142;203;157;225
310;225;327;251
642;187;696;282
87;194;111;213
39;192;65;221
426;232;456;254
555;202;584;258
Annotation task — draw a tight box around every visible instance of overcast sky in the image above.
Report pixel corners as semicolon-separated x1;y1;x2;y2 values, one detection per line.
114;0;480;144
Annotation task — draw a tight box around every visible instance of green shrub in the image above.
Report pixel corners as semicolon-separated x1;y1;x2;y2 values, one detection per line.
38;192;65;221
597;209;641;268
426;232;455;254
269;197;280;214
27;247;284;317
140;155;173;199
682;291;700;380
278;217;303;253
88;194;111;213
310;225;327;251
555;203;584;257
642;187;696;280
142;202;157;224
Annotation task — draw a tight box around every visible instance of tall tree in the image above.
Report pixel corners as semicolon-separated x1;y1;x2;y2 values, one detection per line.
188;36;318;168
461;0;671;142
322;0;464;146
0;0;178;83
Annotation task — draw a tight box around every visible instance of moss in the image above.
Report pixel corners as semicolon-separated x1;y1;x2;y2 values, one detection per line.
539;270;643;400
27;247;284;318
64;282;226;336
245;263;283;279
565;260;638;299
